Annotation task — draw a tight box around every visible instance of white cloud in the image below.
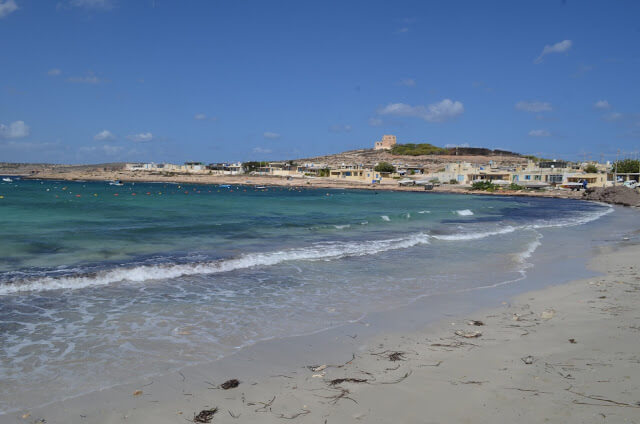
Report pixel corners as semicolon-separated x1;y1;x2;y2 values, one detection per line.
378;99;464;123
194;113;217;122
593;100;611;110
602;112;623;122
368;117;383;127
67;72;104;84
263;131;280;140
398;78;416;87
79;144;123;155
0;121;30;139
48;68;62;76
127;132;153;142
396;27;409;33
535;40;572;64
252;147;272;154
528;129;551;137
93;129;115;141
61;0;114;9
328;124;352;133
515;101;553;113
0;0;18;18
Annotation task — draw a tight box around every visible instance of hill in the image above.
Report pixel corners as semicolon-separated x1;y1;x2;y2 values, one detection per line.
294;146;528;172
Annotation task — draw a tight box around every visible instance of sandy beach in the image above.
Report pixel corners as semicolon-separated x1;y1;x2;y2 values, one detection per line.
4;2;640;423
10;212;640;424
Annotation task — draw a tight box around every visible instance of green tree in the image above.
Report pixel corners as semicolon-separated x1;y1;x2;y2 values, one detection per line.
318;168;331;177
374;162;396;173
243;161;268;172
614;159;640;174
583;164;598;173
471;181;497;191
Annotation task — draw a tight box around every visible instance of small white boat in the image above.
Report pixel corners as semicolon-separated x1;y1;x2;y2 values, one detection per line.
2;177;13;182
109;180;124;186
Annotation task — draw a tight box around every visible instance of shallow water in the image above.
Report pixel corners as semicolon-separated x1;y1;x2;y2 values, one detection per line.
0;179;620;413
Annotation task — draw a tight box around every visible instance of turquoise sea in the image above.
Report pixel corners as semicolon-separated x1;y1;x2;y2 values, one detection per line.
0;178;624;414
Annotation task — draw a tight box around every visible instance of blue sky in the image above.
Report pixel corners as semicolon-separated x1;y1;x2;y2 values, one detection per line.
0;0;639;164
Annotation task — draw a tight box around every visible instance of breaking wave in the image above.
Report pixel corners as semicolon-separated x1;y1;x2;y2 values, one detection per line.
0;233;432;295
0;203;613;295
432;226;517;241
456;209;474;216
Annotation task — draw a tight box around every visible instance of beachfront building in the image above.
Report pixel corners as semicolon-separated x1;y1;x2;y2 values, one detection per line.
207;162;245;175
422;162;498;185
511;161;609;188
374;135;397;150
418;160;611;188
328;164;381;182
295;163;330;177
125;162;156;171
565;172;608;187
268;162;299;177
183;162;205;172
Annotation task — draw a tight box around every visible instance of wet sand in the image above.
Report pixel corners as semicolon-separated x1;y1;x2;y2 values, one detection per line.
9;226;640;423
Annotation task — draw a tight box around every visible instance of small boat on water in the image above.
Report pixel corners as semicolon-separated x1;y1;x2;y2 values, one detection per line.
219;184;231;188
255;186;267;189
109;180;124;186
2;177;13;183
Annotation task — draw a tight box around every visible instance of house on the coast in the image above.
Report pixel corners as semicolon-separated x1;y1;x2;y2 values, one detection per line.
207;162;245;175
329;165;381;182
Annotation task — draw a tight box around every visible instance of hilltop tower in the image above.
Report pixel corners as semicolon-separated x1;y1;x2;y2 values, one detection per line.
374;135;396;150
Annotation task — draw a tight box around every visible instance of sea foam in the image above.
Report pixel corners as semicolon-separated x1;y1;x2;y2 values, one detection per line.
0;233;431;295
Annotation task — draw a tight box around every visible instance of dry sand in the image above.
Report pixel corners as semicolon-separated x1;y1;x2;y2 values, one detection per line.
10;235;640;423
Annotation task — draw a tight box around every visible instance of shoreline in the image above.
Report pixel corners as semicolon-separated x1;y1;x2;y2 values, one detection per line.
16;170;588;200
8;210;640;423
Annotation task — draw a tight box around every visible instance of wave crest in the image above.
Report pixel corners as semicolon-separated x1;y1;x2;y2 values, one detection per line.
0;233;431;295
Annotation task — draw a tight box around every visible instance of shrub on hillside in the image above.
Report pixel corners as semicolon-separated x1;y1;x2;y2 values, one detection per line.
471;181;497;191
391;143;447;156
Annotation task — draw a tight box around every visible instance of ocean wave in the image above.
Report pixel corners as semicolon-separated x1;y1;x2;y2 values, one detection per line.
431;226;517;241
381;215;390;221
433;204;612;242
456;209;474;216
528;204;613;229
0;203;613;295
0;233;432;295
